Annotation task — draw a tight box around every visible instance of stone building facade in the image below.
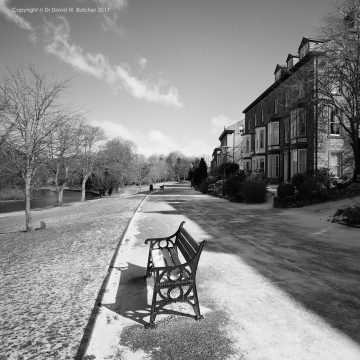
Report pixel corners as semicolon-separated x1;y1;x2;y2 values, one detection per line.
242;37;351;183
211;119;245;171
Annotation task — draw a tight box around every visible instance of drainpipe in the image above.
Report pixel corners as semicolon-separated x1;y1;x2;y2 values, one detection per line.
314;57;319;183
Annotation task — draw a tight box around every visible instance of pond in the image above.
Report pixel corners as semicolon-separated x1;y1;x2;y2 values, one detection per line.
0;189;99;214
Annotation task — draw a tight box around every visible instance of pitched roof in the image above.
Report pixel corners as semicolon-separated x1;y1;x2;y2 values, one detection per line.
286;53;299;62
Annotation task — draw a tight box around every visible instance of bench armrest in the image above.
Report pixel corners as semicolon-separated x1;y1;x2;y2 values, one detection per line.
144;236;174;249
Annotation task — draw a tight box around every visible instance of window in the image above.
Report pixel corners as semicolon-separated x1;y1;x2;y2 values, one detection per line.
253;156;265;172
330;109;340;135
275;70;282;82
261;107;264;123
285;89;290;107
290;108;306;138
298;149;307;174
284;117;290;143
287;58;293;70
299;43;309;59
254;113;258;126
244;135;252;154
255;127;266;153
274;98;278;114
298;109;306;137
244;160;251;171
268;122;279;146
330;152;342;177
290;149;307;177
268;154;280;178
291;149;298;177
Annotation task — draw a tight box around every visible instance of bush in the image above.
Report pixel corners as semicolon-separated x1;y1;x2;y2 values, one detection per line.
277;182;295;198
346;182;360;197
224;172;245;198
215;163;240;178
208;180;224;197
199;177;217;194
316;168;335;190
291;173;306;189
247;170;267;183
343;205;360;225
241;180;267;203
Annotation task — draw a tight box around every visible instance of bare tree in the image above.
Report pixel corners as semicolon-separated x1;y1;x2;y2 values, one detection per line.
74;123;105;201
148;154;169;183
280;1;360;181
130;154;149;191
102;137;135;188
46;116;83;206
0;67;69;231
315;1;360;180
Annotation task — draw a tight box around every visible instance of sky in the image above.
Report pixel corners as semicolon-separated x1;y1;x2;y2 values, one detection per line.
0;0;338;160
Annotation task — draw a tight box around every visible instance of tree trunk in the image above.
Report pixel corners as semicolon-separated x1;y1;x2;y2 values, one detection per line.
81;176;88;202
56;186;64;206
55;164;69;206
352;140;360;182
24;172;32;232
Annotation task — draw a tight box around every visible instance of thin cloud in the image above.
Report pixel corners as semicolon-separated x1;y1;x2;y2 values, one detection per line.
94;0;127;11
44;17;183;108
90;119;209;157
0;0;33;32
138;56;148;71
210;114;236;134
93;0;127;35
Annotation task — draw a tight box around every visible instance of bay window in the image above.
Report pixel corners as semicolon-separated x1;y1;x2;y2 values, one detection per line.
290;108;306;139
268;122;279;147
268;154;280;178
252;156;265;172
255;127;266;153
291;149;307;178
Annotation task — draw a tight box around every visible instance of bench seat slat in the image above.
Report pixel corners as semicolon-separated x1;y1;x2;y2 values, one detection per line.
169;248;181;267
151;249;168;268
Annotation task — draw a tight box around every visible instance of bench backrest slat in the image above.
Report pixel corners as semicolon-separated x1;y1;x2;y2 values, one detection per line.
179;227;199;252
176;228;198;262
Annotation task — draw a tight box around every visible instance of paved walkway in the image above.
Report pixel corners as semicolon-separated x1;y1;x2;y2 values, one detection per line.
85;182;360;360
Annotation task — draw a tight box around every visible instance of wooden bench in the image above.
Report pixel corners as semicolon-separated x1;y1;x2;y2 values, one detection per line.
144;221;206;328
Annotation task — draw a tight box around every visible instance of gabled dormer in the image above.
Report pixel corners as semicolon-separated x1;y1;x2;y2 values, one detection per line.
274;64;286;82
286;53;299;70
298;37;323;59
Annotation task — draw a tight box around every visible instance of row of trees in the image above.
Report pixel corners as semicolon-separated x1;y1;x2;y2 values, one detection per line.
0;67;194;231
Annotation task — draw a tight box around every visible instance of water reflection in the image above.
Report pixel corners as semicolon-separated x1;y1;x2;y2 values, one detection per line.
0;189;98;214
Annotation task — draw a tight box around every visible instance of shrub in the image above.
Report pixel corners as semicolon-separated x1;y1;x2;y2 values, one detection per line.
208;180;224;197
216;163;240;178
316;168;335;190
199;177;217;194
234;192;244;202
343;205;360;225
247;170;267;183
346;182;360;197
277;182;295;198
291;173;306;189
224;172;245;198
241;180;267;203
